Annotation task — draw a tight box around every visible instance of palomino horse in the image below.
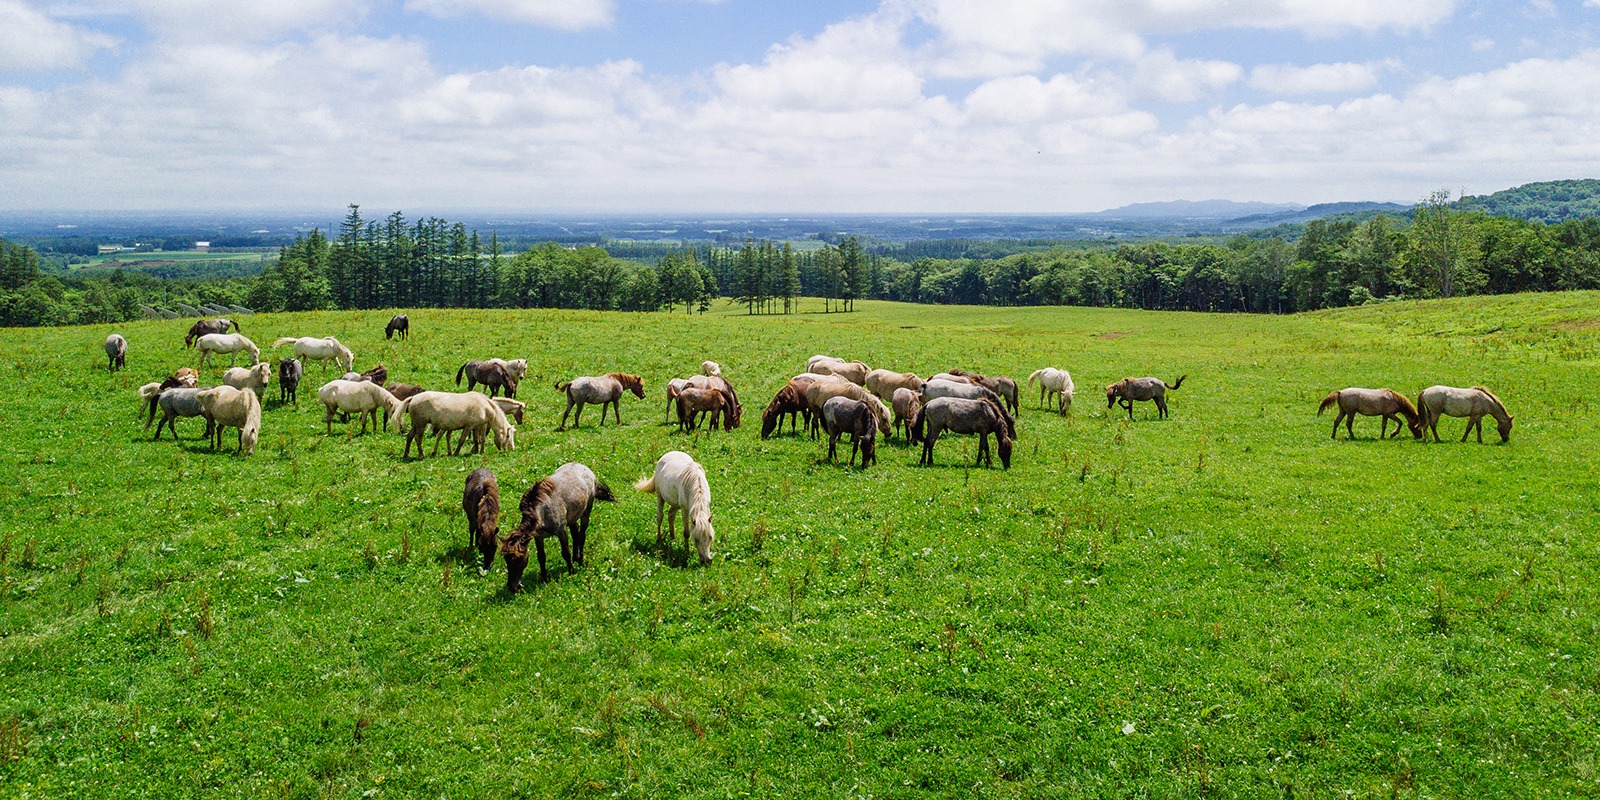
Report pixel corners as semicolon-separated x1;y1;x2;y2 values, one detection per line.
556;373;645;429
1106;375;1186;420
822;396;879;467
274;336;354;372
185;318;238;347
635;451;715;565
385;314;409;340
318;379;402;435
864;369;924;402
104;334;127;372
1316;388;1422;440
500;463;615;592
803;379;891;439
1028;368;1075;414
808;357;871;385
913;396;1013;469
391;391;515;458
891;387;921;442
1418;385;1514;443
196;385;261;456
196;333;259;368
463;468;500;572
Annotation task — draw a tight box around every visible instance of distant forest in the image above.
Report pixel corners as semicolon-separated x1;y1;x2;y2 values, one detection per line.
7;186;1600;327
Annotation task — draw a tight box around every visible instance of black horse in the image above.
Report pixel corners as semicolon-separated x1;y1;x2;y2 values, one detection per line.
385;314;410;341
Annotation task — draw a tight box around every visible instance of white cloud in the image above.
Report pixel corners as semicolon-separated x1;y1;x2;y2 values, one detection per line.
404;0;614;30
1131;48;1242;101
0;1;117;72
1249;62;1379;95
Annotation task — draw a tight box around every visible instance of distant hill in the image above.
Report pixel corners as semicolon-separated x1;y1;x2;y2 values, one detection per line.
1228;201;1411;225
1463;179;1600;223
1088;199;1303;220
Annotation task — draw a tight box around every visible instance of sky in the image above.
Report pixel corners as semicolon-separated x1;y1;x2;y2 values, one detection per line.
4;0;1600;213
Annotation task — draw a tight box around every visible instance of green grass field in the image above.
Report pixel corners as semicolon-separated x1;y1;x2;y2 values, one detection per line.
2;295;1597;798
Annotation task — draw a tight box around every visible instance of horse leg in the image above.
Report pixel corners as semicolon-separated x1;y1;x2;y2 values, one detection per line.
612;399;623;427
536;536;549;583
560;524;575;575
826;429;840;462
655;498;666;546
576;502;593;566
1156;395;1168;420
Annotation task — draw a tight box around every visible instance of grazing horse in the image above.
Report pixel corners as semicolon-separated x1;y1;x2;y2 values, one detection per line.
920;379;1016;439
463;468;500;572
391;391;516;458
1028;368;1075;415
891;387;921;442
761;381;811;439
950;370;1020;414
491;397;526;425
185;318;238;347
384;381;425;401
701;360;722;377
196;333;259;368
802;380;891;439
385;314;410;340
556;373;645;429
675;387;737;432
686;375;741;428
499;463;615;592
1418;385;1514;443
864;369;924;403
104;334;127;372
914;396;1013;469
1316;388;1422;440
665;378;693;424
196;385;261;455
278;358;303;407
318;379;402;435
1106;375;1186;420
808;357;871;385
822;396;879;468
634;451;715;565
455;360;518;398
145;386;208;440
274;336;354;372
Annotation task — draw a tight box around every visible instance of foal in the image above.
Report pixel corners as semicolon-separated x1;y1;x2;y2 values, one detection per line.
499;463;615;592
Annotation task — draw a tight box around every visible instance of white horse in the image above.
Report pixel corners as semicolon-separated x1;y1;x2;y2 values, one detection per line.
318;379;402;435
222;362;273;399
104;333;127;372
1418;385;1514;443
1028;368;1075;415
701;360;722;377
274;336;354;372
391;391;515;458
196;385;261;455
634;450;715;565
196;333;260;368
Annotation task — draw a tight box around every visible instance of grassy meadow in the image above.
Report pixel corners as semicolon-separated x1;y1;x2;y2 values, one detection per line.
1;294;1598;798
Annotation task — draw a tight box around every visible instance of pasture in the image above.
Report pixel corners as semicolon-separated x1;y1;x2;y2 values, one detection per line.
1;294;1598;798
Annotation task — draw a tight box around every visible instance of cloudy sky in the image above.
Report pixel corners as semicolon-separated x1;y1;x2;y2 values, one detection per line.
3;0;1599;213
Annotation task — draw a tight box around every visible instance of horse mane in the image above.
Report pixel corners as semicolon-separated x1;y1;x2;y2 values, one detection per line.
608;373;643;392
504;478;557;557
979;394;1013;439
1472;386;1507;413
477;488;500;537
1386;389;1420;420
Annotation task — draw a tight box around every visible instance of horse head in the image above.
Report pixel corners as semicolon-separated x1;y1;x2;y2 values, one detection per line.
498;533;530;593
622;374;645;399
997;434;1013;469
1497;415;1513;443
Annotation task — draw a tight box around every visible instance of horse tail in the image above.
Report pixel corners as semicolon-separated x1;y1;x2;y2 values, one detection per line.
633;474;657;495
230;319;240;333
272;337;297;348
555;381;572;393
389;396;413;432
1169;374;1187;390
455;363;468;385
144;391;161;429
1028;369;1044;387
1317;391;1339;416
594;482;616;503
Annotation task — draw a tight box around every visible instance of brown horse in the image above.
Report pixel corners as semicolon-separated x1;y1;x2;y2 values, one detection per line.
384;381;426;401
556;373;645;429
1317;388;1422;440
675;387;738;432
1106;375;1186;420
822;396;879;467
456;360;518;398
184;318;238;347
686;375;741;428
499;463;615;592
463;468;500;572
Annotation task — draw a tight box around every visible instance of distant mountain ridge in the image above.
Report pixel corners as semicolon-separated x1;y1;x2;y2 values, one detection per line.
1228;201;1412;225
1088;199;1302;219
1463;179;1600;224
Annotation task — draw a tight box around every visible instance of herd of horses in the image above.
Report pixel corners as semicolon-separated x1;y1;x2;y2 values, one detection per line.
107;313;1516;591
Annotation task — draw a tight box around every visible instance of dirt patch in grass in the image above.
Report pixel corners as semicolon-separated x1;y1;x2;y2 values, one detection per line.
1097;331;1132;339
1551;317;1600;332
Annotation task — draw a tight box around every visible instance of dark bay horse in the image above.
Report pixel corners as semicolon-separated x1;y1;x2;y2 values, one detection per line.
499;463;615;592
385;314;409;340
456;360;519;398
822;396;879;468
464;468;500;572
185;318;238;347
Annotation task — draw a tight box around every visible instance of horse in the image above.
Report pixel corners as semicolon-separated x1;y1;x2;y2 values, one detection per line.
455;360;519;398
1028;368;1075;415
891;387;921;442
196;385;261;455
196;333;259;369
950;370;1020;413
499;463;615;592
822;396;878;468
1106;375;1186;420
385;314;410;340
686;375;741;428
664;378;693;424
914;396;1013;469
463;468;500;573
802;380;891;439
319;379;402;435
391;391;515;458
634;451;715;565
491;396;526;425
920;379;1017;439
222;362;272;399
701;360;722;377
104;334;127;372
185;318;238;347
1418;385;1514;443
760;381;811;439
809;357;871;385
144;386;208;440
278;358;303;407
1316;388;1422;440
556;373;645;430
171;367;199;387
864;369;924;402
674;387;737;432
273;336;354;372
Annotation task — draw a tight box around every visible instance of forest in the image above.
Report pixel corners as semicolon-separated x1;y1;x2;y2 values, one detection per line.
6;192;1600;327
